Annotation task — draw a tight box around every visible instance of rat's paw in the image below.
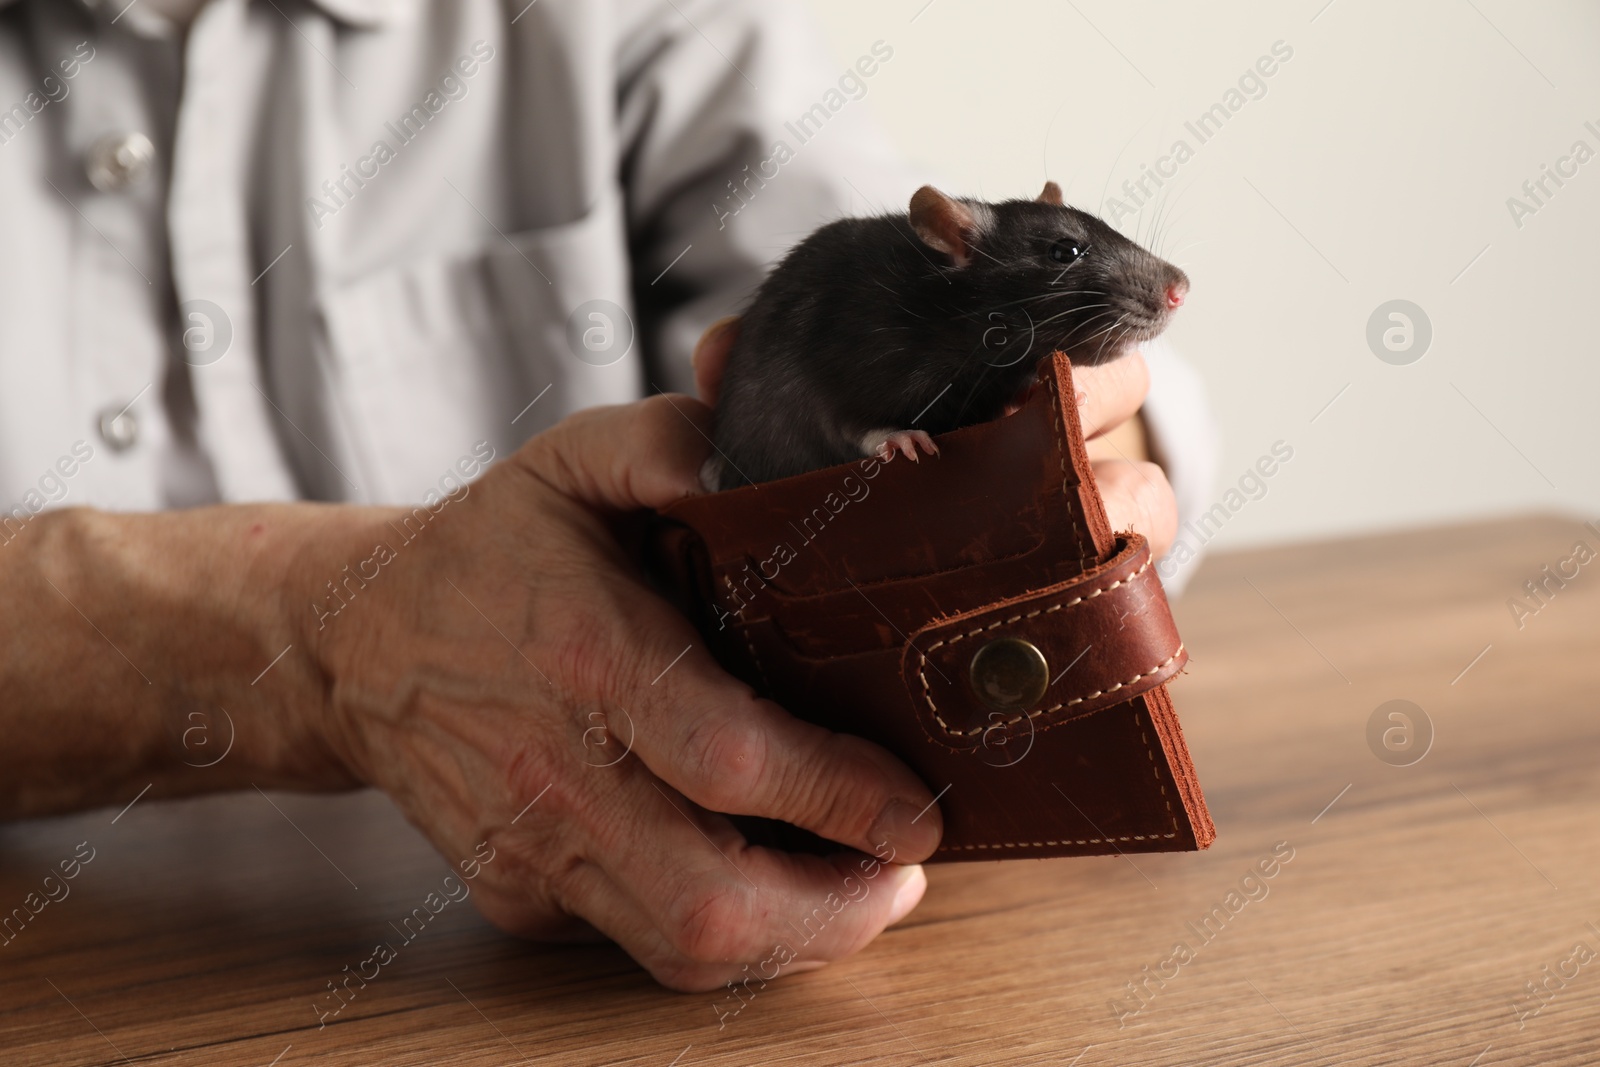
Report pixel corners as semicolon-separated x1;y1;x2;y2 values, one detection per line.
863;429;939;464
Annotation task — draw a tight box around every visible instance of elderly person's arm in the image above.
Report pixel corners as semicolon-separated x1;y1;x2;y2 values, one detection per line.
0;394;945;992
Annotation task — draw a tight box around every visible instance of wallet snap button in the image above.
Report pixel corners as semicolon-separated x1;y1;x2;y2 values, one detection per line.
969;637;1049;711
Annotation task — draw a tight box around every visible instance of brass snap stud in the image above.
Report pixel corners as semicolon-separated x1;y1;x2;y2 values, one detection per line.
968;637;1050;712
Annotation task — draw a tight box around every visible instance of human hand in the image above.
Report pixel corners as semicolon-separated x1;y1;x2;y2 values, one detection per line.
295;374;939;992
1073;348;1179;560
693;317;1176;558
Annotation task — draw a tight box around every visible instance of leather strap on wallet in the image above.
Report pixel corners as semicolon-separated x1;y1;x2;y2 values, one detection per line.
646;351;1214;861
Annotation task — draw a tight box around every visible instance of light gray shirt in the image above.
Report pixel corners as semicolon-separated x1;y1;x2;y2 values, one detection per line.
0;0;1215;585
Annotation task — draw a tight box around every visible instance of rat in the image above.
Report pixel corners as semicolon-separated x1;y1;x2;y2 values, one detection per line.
706;182;1189;490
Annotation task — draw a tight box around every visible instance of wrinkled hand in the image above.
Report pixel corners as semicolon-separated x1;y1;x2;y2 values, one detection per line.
296;366;939;993
692;315;1177;558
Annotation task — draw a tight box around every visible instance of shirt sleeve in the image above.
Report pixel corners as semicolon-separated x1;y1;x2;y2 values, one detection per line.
613;0;935;395
1141;337;1221;597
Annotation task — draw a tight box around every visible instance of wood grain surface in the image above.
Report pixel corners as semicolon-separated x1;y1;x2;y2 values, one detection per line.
4;515;1598;1066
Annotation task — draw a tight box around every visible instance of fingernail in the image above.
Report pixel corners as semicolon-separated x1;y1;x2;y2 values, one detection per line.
869;798;941;862
885;865;927;926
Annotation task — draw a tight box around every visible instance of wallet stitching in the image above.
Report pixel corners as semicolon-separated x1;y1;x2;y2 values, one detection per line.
931;557;1152;645
921;646;1184;738
1141;710;1178;834
937;832;1177;850
935;709;1180;853
914;558;1182;739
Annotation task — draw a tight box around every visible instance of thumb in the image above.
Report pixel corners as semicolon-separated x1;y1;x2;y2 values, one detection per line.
517;393;715;512
692;315;741;407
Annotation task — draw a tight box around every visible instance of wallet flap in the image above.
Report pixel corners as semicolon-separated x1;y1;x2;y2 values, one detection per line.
904;534;1186;748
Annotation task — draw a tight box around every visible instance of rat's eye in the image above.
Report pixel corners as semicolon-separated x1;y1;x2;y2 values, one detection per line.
1048;239;1085;265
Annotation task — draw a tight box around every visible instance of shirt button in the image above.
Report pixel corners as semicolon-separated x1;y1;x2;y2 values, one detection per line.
97;403;140;452
85;132;155;193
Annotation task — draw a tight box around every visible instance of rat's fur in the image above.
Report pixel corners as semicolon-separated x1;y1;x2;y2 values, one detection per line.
711;184;1187;489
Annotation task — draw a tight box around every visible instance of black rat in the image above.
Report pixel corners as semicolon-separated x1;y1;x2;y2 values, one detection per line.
706;182;1188;490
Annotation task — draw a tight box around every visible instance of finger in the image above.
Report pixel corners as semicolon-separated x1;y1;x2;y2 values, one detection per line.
605;585;943;860
574;848;924;993
580;573;944;862
467;874;609;944
517;393;714;512
561;765;928;991
485;845;751;991
692;315;741;408
650;682;945;862
1074;348;1149;439
484;750;926;991
1083;414;1147;466
534;856;716;988
1093;458;1177;559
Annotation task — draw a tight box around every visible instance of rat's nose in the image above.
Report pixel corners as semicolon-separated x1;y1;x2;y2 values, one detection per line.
1165;282;1188;310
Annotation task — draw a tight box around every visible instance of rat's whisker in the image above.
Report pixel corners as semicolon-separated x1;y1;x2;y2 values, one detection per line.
1146;187;1177;253
1051;315;1122;348
947;292;1104;327
974;287;1108;314
1164;239;1208;255
1150;184;1199;259
1098;121;1146;226
1092;320;1133;362
1033;303;1113;331
1076;314;1127;348
1048;305;1120;332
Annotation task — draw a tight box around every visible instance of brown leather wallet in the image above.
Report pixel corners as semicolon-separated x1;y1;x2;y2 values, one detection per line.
647;351;1214;862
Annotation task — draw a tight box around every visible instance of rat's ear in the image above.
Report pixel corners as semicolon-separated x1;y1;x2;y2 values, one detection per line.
1037;181;1063;205
909;185;988;267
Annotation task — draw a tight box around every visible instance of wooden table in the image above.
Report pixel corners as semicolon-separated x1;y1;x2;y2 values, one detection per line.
5;515;1599;1066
